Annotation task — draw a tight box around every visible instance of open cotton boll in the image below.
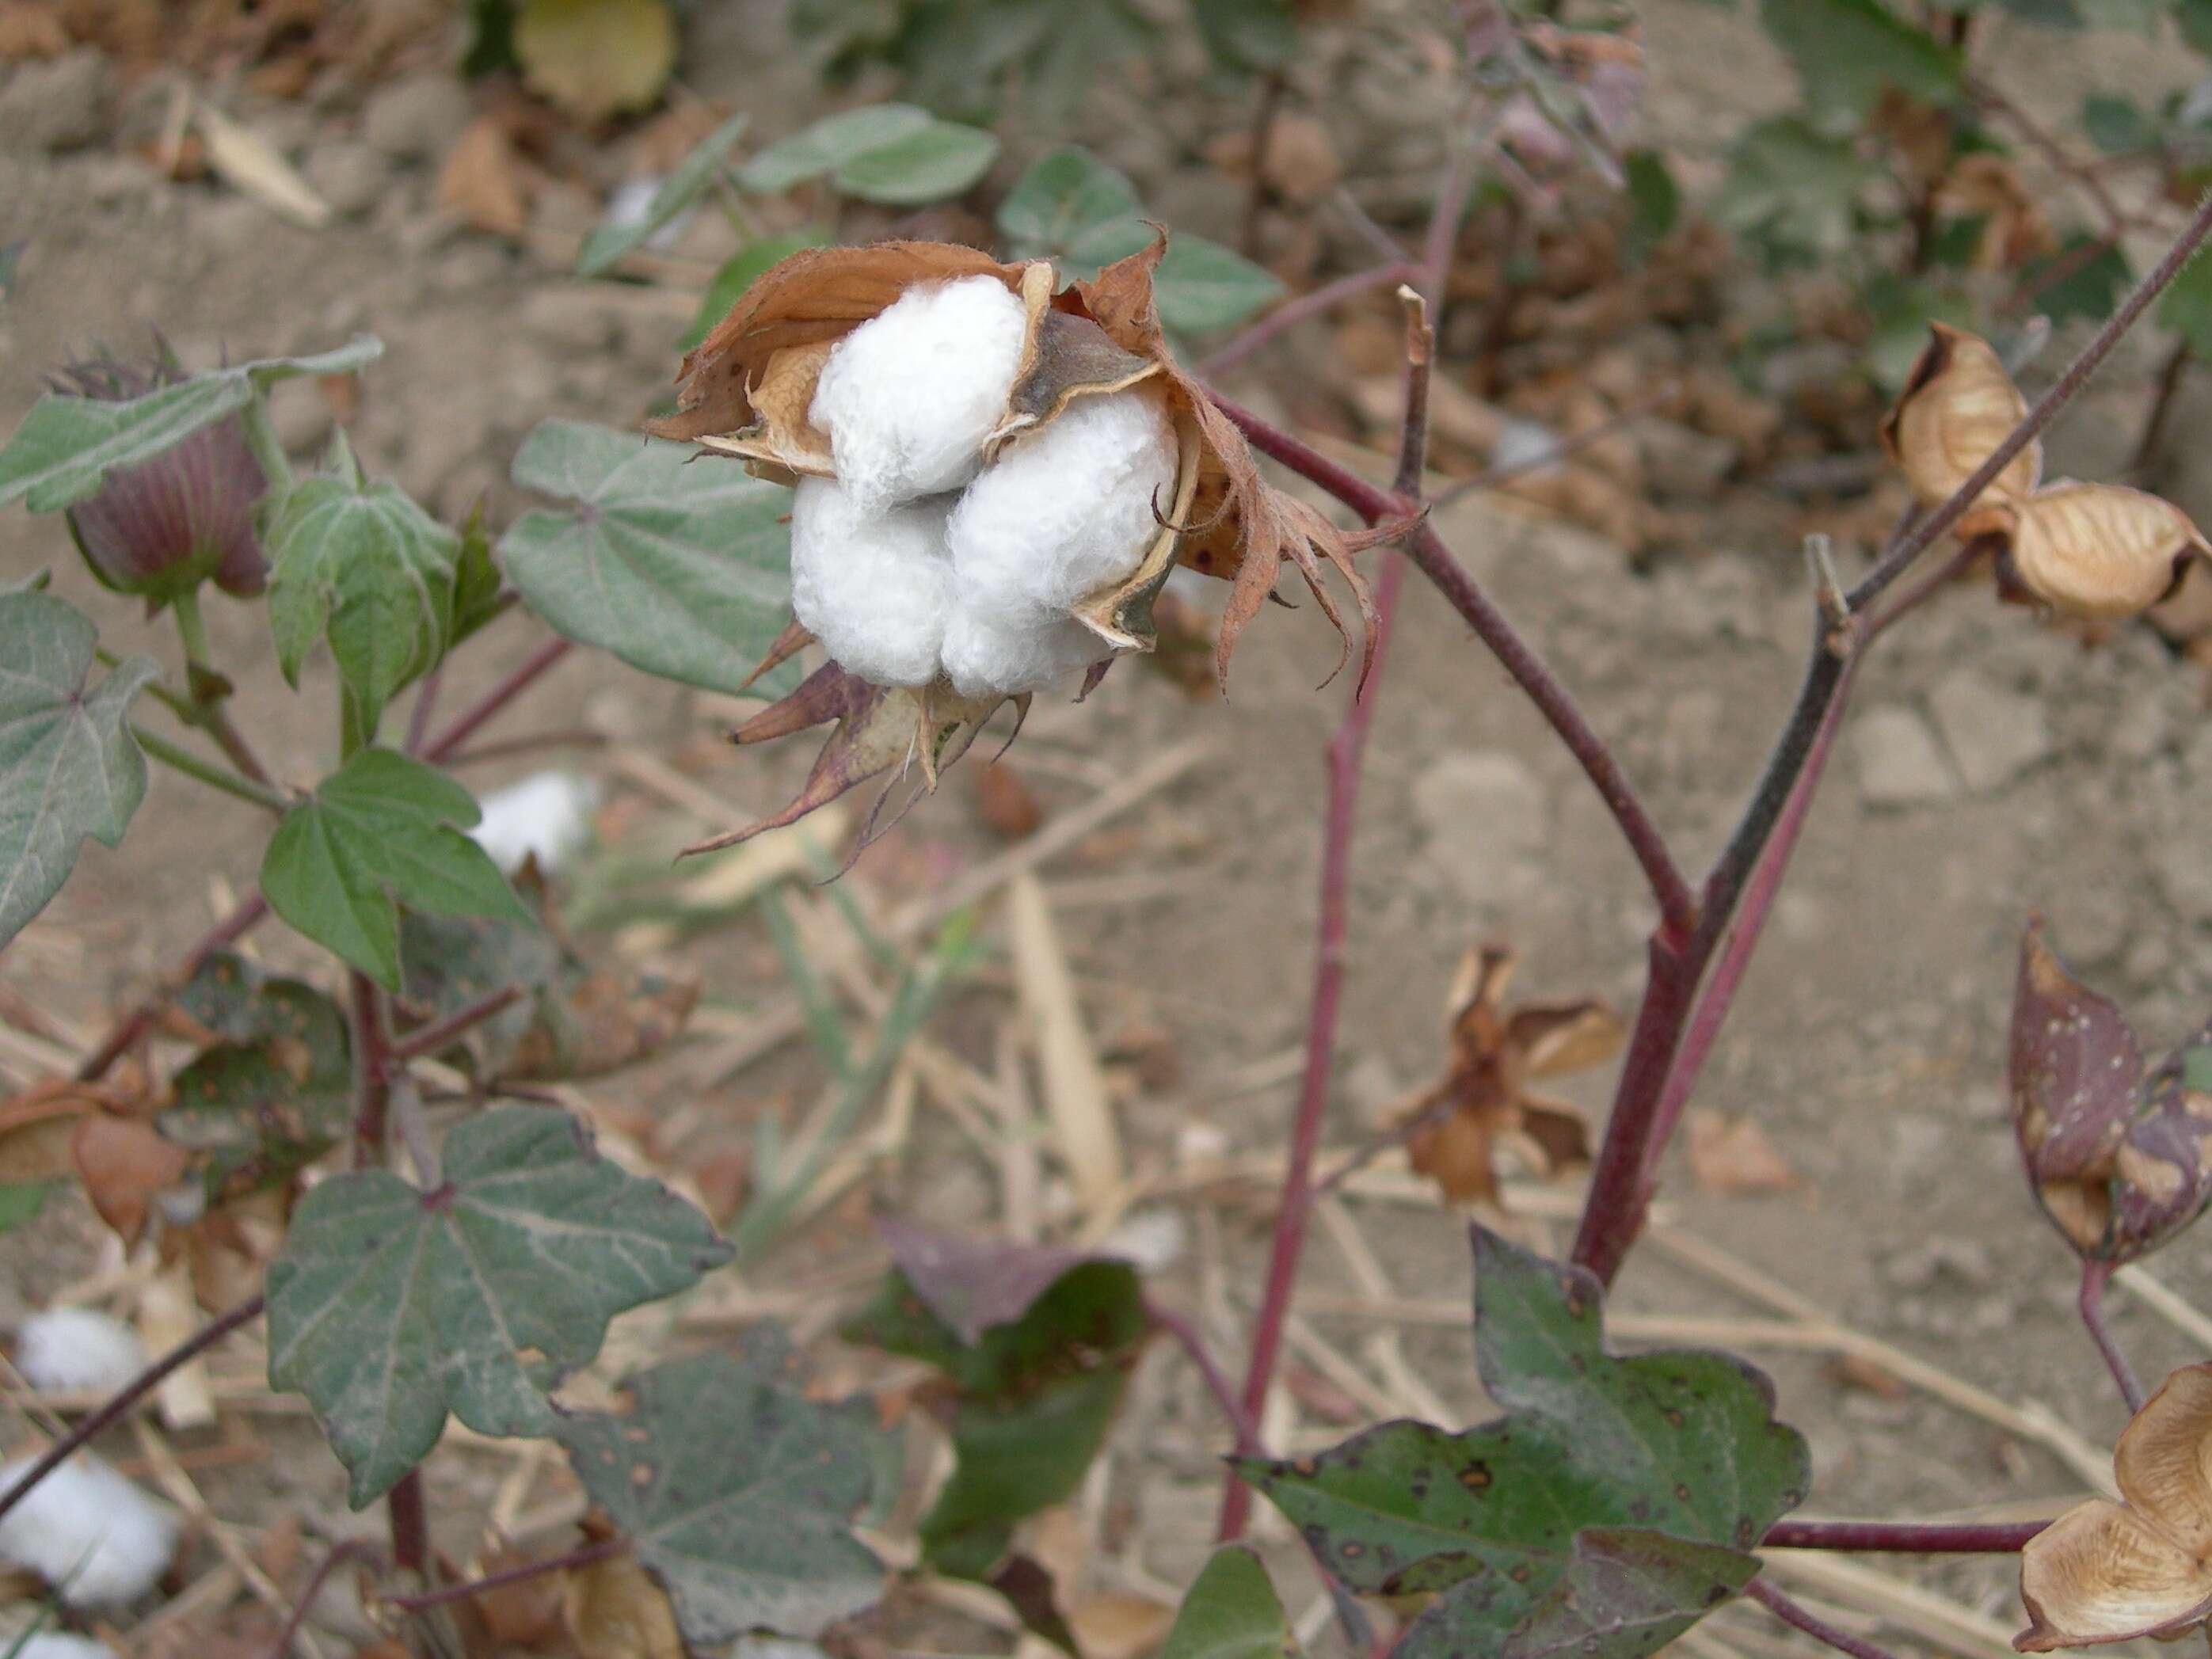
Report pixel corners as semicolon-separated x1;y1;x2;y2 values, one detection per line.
13;1307;146;1395
946;386;1178;626
469;771;603;877
0;1454;176;1607
790;478;956;687
941;609;1107;698
809;275;1030;515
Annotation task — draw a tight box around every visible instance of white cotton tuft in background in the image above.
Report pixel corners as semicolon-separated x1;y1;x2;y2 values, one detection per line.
13;1308;146;1395
941;610;1106;698
809;275;1030;516
947;386;1177;630
0;1454;176;1607
790;478;956;688
469;771;603;876
6;1630;117;1659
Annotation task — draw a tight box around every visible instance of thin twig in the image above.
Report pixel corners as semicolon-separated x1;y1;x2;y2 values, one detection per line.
265;1538;382;1659
78;892;271;1080
2131;338;2191;480
390;985;523;1062
1747;1577;1902;1659
2077;1258;2146;1414
1201;262;1418;377
385;1535;623;1613
1762;1520;2045;1554
0;1294;263;1530
403;665;444;755
1148;1300;1262;1454
349;973;394;1165
133;725;290;814
418;637;574;765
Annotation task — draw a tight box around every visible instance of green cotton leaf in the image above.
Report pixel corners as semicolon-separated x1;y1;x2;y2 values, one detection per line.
1715;116;1880;268
0;591;156;952
1493;1531;1761;1659
162;951;352;1200
264;470;460;744
2161;244;2212;360
2082;93;2154;155
1241;1226;1807;1658
266;1104;732;1507
1860;275;1976;394
996;147;1143;259
448;508;504;649
259;747;527;992
1190;0;1296;72
2183;0;2212;53
0;338;382;514
1623;149;1680;264
2026;235;2131;327
1070;219;1284;334
843;1222;1154;1577
577;110;752;276
0;1181;57;1232
555;1337;887;1645
499;419;795;696
835;119;1000;204
1160;1547;1303;1659
738;104;933;192
682;230;826;349
1757;0;1959;125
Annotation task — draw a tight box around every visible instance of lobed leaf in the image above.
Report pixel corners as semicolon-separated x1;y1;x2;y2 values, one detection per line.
554;1337;886;1645
259;747;528;991
264;470;460;743
0;591;157;952
996;147;1143;260
0;339;380;514
843;1223;1153;1577
266;1104;732;1506
833;120;999;205
1242;1227;1806;1655
499;419;796;695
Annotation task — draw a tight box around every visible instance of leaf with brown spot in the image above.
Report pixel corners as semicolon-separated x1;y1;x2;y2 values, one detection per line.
2016;1362;2212;1649
1878;322;2040;512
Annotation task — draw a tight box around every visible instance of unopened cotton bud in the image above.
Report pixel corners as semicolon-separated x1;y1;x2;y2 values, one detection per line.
0;1453;176;1607
942;610;1106;698
809;275;1029;515
948;386;1178;626
789;478;954;687
13;1307;146;1395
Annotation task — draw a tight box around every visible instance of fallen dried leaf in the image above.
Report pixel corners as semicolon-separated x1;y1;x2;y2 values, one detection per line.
436;114;533;239
1685;1109;1800;1196
72;1113;193;1244
514;0;677;123
195;101;332;228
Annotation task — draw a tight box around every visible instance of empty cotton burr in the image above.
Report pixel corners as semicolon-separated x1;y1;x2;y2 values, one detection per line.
809;275;1030;516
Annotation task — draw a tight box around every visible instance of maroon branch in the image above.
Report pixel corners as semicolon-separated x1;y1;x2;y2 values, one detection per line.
2077;1258;2147;1414
385;1536;624;1613
1762;1519;2046;1553
390;985;524;1063
1746;1577;1900;1659
265;1539;383;1659
1148;1300;1262;1455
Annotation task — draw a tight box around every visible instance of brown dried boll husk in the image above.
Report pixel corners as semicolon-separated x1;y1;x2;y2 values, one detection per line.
2001;481;2209;621
1878;322;2041;512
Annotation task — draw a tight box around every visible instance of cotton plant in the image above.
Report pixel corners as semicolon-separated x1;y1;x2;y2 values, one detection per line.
651;238;1395;854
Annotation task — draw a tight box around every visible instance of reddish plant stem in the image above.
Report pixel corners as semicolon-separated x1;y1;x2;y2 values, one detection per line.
1762;1519;2046;1553
1746;1577;1900;1659
419;637;574;765
1204;263;1418;378
265;1539;383;1658
77;892;271;1081
386;1536;624;1612
1239;70;1288;257
196;700;277;790
1851;188;2212;615
0;1292;263;1529
1148;1300;1262;1455
390;984;523;1062
2132;338;2192;480
404;664;445;755
385;1471;431;1579
350;972;395;1164
2078;1258;2147;1413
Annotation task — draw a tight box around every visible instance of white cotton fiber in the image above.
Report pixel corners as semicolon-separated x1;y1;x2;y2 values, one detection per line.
809;275;1030;515
941;610;1106;698
790;478;955;687
0;1454;176;1607
469;771;603;877
6;1632;116;1659
946;386;1177;630
13;1308;146;1395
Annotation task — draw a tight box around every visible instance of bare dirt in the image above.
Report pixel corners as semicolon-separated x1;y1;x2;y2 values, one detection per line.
4;2;2212;1655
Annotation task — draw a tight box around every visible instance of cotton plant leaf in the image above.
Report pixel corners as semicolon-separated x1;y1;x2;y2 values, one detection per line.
264;469;460;743
266;1104;732;1507
737;105;933;192
258;747;529;992
832;120;999;204
0;591;157;951
842;1222;1154;1577
0;339;381;513
1240;1226;1807;1657
577;109;752;276
996;147;1142;260
554;1336;887;1645
498;419;796;696
1159;1547;1303;1659
1757;0;1961;125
